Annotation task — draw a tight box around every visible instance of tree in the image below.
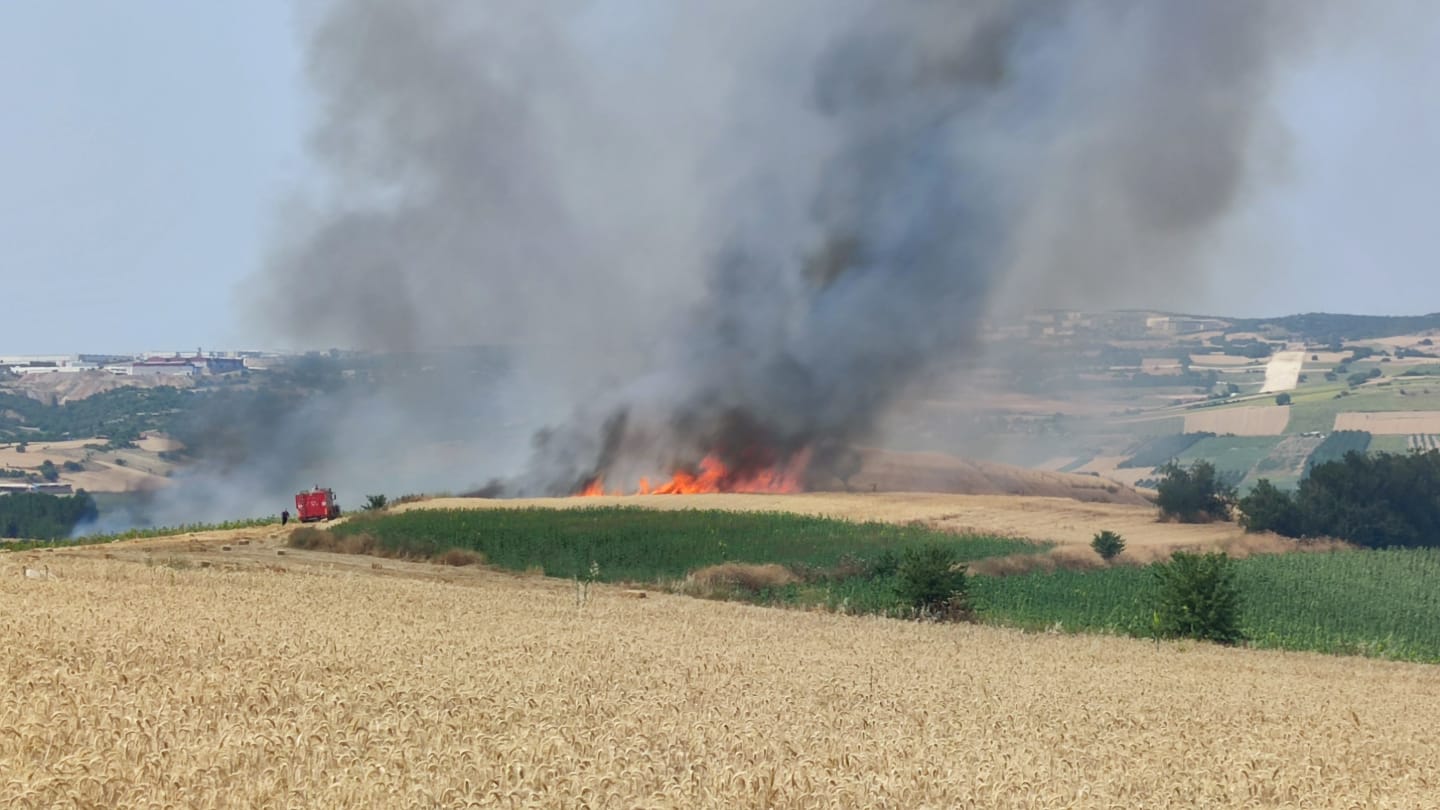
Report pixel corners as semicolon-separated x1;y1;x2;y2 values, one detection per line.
1237;479;1303;536
1153;551;1243;645
39;459;59;483
894;544;972;620
363;494;388;511
1296;451;1440;548
1155;460;1235;523
1274;392;1292;406
1090;530;1125;561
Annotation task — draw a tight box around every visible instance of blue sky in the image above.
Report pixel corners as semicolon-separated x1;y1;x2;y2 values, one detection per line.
0;4;306;353
1;3;1438;354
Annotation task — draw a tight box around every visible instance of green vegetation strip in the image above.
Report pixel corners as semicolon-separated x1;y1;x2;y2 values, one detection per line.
332;507;1041;583
970;549;1440;663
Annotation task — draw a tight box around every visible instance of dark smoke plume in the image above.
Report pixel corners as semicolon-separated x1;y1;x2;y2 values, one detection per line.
247;0;1325;498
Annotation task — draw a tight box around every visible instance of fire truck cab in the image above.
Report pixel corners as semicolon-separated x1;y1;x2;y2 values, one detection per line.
294;487;341;522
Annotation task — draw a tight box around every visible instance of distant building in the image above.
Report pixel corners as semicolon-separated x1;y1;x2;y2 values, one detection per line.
131;358;198;377
0;482;74;495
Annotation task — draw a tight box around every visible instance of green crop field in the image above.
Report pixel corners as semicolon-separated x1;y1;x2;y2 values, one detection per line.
1174;435;1281;483
970;549;1440;662
1285;384;1440;435
1368;435;1413;454
328;508;1440;662
331;507;1042;583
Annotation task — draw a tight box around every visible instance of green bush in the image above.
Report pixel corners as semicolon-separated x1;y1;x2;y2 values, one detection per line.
1090;530;1125;561
363;494;388;511
1155;460;1235;523
894;544;972;620
1274;392;1291;406
1153;551;1243;645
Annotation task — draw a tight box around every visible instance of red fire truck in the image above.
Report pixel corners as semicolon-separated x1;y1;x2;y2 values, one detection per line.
294;487;342;522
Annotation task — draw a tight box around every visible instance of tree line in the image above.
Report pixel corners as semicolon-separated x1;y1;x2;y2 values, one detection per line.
0;491;98;540
1156;451;1440;549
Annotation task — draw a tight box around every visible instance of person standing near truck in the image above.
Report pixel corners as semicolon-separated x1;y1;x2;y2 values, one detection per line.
281;509;290;526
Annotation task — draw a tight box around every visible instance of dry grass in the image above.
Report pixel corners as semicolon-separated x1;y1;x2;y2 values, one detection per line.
436;547;486;567
969;532;1353;577
1;556;1437;808
1334;410;1440;434
1183;405;1291;435
684;562;798;595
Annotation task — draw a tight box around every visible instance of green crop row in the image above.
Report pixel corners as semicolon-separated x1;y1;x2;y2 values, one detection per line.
331;507;1042;583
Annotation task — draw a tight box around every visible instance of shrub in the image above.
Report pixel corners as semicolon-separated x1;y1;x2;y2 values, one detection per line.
895;544;972;620
1090;530;1125;561
1153;551;1243;645
39;460;59;482
1155;460;1235;523
363;494;388;511
1274;392;1291;406
868;548;900;578
62;460;83;472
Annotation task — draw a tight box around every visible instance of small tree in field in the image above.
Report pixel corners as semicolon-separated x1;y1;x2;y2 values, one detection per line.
363;494;388;511
1153;551;1243;644
894;544;972;621
1155;460;1235;523
1274;392;1292;406
1090;530;1125;561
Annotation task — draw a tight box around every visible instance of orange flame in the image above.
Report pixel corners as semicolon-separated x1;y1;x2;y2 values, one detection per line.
577;448;810;496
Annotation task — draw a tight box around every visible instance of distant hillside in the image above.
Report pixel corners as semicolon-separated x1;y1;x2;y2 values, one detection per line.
1226;312;1440;343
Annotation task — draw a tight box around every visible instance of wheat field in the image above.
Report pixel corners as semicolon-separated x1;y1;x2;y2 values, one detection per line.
3;555;1438;808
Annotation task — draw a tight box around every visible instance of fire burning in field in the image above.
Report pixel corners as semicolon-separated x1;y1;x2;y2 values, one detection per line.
577;448;811;496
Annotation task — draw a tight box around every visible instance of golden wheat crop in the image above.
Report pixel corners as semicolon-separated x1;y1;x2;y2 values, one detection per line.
3;556;1438;808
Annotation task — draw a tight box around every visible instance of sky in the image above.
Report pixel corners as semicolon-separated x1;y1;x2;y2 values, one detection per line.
1;2;1439;355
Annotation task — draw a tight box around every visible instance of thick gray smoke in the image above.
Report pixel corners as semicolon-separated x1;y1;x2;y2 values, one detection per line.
246;0;1324;498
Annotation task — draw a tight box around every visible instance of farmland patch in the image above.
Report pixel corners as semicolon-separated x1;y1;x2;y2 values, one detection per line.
1183;405;1289;435
1261;351;1306;393
1304;431;1372;472
1333;411;1440;434
1174;435;1282;484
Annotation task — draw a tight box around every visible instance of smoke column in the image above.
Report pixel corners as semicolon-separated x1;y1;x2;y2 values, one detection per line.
247;0;1326;498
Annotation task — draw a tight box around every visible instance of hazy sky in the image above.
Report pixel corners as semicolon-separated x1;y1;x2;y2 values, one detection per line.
2;3;1438;354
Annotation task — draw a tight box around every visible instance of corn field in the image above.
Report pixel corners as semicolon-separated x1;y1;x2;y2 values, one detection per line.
3;556;1438;808
333;507;1037;582
971;548;1440;662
